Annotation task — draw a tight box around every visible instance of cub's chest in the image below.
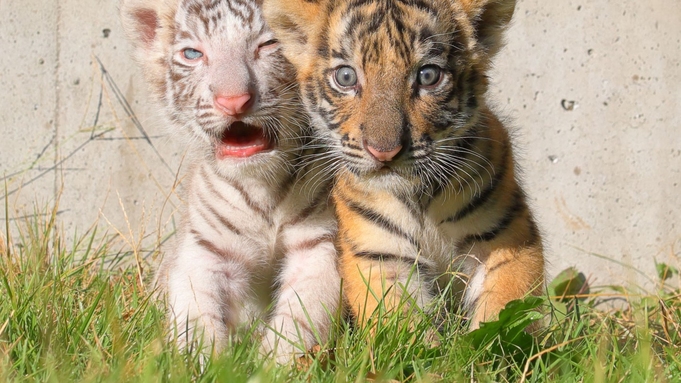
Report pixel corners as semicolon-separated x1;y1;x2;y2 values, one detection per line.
417;212;463;266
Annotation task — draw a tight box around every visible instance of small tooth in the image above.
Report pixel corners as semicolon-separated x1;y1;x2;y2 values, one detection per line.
224;145;262;149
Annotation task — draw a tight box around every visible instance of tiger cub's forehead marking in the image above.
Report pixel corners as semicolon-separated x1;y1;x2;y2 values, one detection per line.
327;0;462;68
175;0;264;42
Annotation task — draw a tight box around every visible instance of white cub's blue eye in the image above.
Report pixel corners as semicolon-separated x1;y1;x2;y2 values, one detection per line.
334;66;358;88
258;39;278;49
183;48;203;60
417;65;441;86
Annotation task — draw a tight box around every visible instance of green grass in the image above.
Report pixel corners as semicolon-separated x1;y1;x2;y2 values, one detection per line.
1;202;679;382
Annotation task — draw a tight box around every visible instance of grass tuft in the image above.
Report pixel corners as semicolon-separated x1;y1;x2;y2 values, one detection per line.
0;202;679;382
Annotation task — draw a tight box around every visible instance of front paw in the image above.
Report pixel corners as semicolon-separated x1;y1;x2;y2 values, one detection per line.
260;319;316;365
170;313;229;357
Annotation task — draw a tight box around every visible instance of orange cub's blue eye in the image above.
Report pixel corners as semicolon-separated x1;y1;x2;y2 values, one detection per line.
334;66;357;88
183;48;203;60
417;65;441;86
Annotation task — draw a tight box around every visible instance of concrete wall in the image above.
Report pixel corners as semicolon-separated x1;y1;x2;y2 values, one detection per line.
1;0;183;257
1;0;679;290
494;0;681;290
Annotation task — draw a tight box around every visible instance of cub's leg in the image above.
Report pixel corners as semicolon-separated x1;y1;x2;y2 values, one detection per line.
162;235;251;353
464;232;545;329
340;253;434;330
262;218;340;363
334;184;434;329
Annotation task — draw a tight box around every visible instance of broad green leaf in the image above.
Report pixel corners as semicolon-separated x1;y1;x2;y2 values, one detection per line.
548;267;589;302
655;261;678;281
468;296;544;357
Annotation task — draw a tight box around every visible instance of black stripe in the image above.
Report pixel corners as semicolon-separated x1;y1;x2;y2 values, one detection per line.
331;49;346;60
400;0;438;15
342;150;364;159
227;179;271;224
290;233;335;253
201;166;230;201
440;136;508;224
197;194;242;235
443;181;496;224
344;142;363;151
487;259;512;274
425;129;482;204
272;173;297;206
193;204;218;232
465;70;482;110
338;194;418;247
317;37;329;58
222;0;250;25
193;233;237;261
395;192;421;219
526;220;541;246
354;251;431;272
459;189;526;247
345;11;366;35
282;179;331;227
441;78;460;105
200;165;250;216
295;146;324;180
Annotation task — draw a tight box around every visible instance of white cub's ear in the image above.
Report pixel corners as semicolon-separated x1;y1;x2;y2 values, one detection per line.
119;0;176;98
460;0;516;58
121;0;160;49
119;0;177;57
120;0;160;51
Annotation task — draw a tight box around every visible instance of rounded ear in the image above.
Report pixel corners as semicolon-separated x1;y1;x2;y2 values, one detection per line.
119;0;160;52
460;0;516;57
119;0;176;98
262;0;326;69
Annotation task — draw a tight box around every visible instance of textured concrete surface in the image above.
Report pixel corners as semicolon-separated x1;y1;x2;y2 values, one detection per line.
493;0;681;290
1;0;183;255
1;0;679;289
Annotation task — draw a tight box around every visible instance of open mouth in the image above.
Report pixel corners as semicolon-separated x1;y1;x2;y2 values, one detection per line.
216;122;273;159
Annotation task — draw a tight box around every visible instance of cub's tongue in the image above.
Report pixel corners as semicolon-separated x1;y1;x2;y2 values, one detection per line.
216;122;271;158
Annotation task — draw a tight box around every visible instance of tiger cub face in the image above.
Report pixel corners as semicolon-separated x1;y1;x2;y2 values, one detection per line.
265;0;515;191
122;0;302;177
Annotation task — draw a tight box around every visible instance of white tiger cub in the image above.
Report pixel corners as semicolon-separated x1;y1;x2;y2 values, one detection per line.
120;0;340;362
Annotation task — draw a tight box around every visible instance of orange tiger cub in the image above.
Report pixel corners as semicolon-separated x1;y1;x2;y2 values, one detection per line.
264;0;545;331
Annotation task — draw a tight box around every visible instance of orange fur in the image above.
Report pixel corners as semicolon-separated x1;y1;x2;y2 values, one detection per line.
265;0;545;332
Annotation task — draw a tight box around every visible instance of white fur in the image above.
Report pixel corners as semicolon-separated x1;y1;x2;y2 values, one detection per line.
120;0;340;363
160;162;339;363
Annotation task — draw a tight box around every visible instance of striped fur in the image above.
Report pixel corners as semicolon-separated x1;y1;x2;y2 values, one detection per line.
264;0;545;331
120;0;340;362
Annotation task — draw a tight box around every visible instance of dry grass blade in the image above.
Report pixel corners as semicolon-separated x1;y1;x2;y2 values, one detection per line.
0;195;678;382
295;345;335;371
365;371;400;383
519;335;589;383
0;232;5;257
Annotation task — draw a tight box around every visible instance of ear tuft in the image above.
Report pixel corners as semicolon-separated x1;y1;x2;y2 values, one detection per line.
461;0;516;58
131;8;159;46
120;0;160;52
262;0;326;70
119;0;176;99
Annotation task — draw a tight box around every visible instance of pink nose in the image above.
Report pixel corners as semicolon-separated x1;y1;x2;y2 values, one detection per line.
366;144;403;162
214;93;252;116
